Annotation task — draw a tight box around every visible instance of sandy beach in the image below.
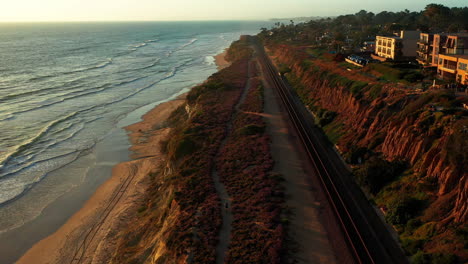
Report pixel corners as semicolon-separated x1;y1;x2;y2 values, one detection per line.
17;95;185;264
16;51;229;263
214;49;230;70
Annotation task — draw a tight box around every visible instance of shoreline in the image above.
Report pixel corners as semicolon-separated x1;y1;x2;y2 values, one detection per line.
214;49;230;70
18;96;186;264
17;52;228;264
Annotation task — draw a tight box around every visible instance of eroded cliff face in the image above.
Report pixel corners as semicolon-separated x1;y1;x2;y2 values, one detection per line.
270;45;467;225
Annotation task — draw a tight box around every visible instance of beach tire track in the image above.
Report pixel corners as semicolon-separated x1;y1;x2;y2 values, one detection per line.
69;162;139;264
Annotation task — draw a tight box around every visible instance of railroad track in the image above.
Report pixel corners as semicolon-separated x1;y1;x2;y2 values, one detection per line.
253;37;407;264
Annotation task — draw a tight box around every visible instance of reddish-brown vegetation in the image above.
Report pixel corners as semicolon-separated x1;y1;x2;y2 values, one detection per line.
164;58;249;263
216;62;285;263
111;39;252;263
110;37;287;264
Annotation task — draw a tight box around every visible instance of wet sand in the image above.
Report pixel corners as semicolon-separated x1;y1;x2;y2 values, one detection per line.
215;49;230;70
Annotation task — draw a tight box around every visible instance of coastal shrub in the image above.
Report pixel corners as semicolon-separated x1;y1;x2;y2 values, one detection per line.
345;146;369;164
368;63;402;82
166;105;188;127
412;251;457;264
350;81;368;96
413;222;437;239
412;251;432;264
385;196;422;225
316;109;337;127
418;114;435;130
300;59;318;70
173;136;197;160
322;120;343;145
225;37;253;62
238;124;265;135
354;156;407;194
445;120;468;170
216;69;285;263
368;84;383;100
401;238;424;255
278;63;291;75
406;218;422;233
403;71;424;83
204;79;225;91
149;50;250;262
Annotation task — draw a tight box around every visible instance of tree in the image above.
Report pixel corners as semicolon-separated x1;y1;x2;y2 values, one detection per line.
423;4;453;30
354;156;406;194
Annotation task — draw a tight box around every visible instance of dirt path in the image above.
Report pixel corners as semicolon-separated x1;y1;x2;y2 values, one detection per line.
213;59;254;264
256;56;337;263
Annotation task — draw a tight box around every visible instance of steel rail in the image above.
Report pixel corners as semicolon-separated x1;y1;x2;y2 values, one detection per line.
255;42;377;264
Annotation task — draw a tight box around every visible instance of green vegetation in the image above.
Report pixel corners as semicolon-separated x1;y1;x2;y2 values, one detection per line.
225;36;253;62
315;108;337;127
445;120;468;171
385;196;423;225
368;84;383;100
366;63;424;84
353;156;407;195
322;120;343;144
238;124;265;135
277;63;292;75
260;4;468;50
173;136;197;160
349;81;368;96
412;251;457;264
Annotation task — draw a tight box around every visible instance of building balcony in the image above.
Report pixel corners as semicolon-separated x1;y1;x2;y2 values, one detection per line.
416;58;428;65
443;44;456;49
417;54;428;61
439;64;457;73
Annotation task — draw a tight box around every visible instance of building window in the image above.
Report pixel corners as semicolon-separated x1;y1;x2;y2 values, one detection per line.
459;63;467;70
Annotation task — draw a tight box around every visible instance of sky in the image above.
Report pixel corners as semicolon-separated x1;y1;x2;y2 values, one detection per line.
0;0;466;22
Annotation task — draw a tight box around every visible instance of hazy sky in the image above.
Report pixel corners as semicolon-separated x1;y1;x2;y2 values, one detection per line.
0;0;466;22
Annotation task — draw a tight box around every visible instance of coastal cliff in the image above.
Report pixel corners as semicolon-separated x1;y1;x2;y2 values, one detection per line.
268;44;467;261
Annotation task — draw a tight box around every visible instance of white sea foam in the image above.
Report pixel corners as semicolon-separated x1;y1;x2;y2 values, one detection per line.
204;56;216;65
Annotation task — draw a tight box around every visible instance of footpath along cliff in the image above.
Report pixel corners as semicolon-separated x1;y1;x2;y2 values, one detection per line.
267;44;467;261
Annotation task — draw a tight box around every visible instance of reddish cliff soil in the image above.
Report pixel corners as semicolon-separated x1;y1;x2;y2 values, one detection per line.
269;44;467;261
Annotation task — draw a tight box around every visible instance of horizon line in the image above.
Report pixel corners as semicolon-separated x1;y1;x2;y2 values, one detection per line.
0;19;273;23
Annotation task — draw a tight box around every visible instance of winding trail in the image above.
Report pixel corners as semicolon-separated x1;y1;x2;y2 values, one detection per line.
213;56;254;264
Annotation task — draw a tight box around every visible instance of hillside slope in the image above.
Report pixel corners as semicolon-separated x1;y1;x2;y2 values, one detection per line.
267;44;467;262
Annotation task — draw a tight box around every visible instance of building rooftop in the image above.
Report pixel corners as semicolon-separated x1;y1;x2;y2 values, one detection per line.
377;35;402;40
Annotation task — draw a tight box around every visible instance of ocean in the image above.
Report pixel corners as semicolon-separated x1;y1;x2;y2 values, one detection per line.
0;21;269;262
